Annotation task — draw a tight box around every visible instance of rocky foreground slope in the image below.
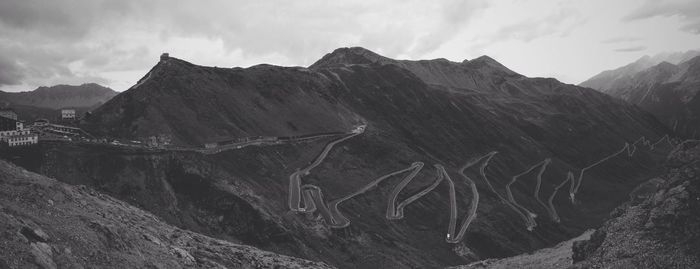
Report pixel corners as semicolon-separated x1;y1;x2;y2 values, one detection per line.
571;143;700;268
0;159;331;269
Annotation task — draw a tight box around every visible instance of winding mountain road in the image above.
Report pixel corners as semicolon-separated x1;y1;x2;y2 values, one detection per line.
288;128;363;212
468;151;539;230
286;125;485;242
284;129;695;244
505;159;551;230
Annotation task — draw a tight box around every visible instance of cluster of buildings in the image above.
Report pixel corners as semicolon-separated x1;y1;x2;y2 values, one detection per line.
0;109;38;147
0;107;84;148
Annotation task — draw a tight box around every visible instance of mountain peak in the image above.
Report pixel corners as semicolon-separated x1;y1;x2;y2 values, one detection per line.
464;55;520;77
636;55;652;63
309;47;393;69
654;61;677;70
339;47;382;57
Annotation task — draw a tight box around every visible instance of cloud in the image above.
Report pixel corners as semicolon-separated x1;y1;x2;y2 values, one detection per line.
465;4;586;54
0;54;23;86
624;0;700;34
681;21;700;34
614;46;647;52
0;0;493;91
407;0;488;56
602;36;643;44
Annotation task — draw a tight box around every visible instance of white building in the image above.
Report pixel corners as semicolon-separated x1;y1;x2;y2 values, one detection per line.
0;116;38;147
61;109;76;120
6;133;38;147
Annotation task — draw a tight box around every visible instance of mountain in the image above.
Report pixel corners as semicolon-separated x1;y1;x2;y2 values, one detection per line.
14;47;674;268
310;47;522;91
0;83;118;120
580;50;700;91
579;56;659;91
580;53;700;138
0;159;331;269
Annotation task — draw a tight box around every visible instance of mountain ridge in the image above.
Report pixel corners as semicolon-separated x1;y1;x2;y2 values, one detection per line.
580;50;700;91
0;83;118;121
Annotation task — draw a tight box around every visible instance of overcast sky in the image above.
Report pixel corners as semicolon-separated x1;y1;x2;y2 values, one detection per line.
1;0;699;92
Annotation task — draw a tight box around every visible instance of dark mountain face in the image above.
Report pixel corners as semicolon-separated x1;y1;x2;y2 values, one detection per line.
83;60;362;144
581;55;700;138
0;83;118;112
35;47;676;268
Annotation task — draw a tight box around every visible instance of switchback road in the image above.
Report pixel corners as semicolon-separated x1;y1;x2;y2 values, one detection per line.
284;131;696;243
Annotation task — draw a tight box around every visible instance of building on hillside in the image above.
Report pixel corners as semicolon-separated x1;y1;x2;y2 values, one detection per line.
42;124;85;137
0;108;18;120
0;116;38;147
61;109;76;120
33;118;50;127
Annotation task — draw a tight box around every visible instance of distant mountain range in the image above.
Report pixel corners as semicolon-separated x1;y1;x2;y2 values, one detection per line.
580;50;700;137
65;47;672;268
0;83;118;121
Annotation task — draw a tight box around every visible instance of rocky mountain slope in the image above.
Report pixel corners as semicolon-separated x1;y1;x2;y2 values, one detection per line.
0;159;331;269
580;52;700;138
14;47;675;268
571;143;700;268
0;83;118;121
448;230;594;269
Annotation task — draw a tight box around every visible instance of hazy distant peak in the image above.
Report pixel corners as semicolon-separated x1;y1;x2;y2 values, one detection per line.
632;55;654;67
650;50;700;65
654;61;678;70
0;83;117;109
580;49;700;91
682;54;700;66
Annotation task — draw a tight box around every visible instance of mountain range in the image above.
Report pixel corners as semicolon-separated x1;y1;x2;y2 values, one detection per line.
580;51;700;137
2;47;680;268
0;83;118;121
